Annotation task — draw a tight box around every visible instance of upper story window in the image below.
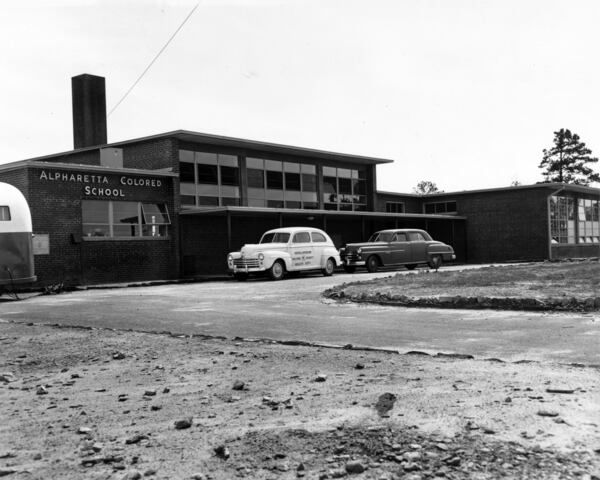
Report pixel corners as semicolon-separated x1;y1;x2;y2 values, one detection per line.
82;200;170;239
323;166;367;211
247;158;318;209
0;206;10;221
179;150;240;207
385;202;404;213
424;201;457;214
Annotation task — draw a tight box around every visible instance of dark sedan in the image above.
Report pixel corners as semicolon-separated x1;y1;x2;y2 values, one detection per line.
339;229;456;273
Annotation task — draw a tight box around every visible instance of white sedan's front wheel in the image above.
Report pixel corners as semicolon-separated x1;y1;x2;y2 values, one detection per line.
322;258;335;276
268;260;285;280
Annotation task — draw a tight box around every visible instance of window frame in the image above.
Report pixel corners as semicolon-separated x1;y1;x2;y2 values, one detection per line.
82;200;171;240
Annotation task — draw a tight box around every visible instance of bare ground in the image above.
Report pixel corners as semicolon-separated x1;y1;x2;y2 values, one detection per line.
1;320;600;480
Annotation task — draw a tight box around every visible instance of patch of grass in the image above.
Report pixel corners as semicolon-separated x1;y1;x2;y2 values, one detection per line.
336;261;600;299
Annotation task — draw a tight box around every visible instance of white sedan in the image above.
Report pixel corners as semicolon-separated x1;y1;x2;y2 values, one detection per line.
227;227;341;281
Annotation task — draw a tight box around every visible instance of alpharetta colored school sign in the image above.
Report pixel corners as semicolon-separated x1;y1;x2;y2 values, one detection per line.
38;169;163;198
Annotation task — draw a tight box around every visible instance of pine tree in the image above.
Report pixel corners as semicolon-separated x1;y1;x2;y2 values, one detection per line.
539;129;600;185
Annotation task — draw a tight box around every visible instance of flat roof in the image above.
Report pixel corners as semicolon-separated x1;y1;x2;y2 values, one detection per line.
0;160;178;177
180;205;466;220
9;130;394;167
378;182;600;198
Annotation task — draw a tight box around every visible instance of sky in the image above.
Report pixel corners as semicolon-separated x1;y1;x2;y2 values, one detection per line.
2;0;600;193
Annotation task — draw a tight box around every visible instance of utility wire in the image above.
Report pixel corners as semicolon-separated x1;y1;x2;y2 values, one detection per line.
108;3;200;117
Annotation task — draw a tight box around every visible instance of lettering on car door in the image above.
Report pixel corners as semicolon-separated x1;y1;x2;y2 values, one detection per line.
291;231;314;269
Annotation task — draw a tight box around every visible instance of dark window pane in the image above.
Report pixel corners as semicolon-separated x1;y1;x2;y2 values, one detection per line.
293;232;311;243
267;200;284;208
197;164;218;184
285;201;301;209
323;176;337;194
435;203;446;214
266;170;283;189
339;177;352;194
424;204;435;214
220;166;239;186
302;174;317;192
179;162;195;183
446;201;457;212
285;172;301;191
324;203;338;211
181;195;196;206
198;196;219;206
353;179;366;195
113;202;139;225
247;169;264;188
222;197;240;207
311;232;326;242
303;202;318;209
113;224;138;237
83;224;109;237
82;200;109;224
0;206;10;221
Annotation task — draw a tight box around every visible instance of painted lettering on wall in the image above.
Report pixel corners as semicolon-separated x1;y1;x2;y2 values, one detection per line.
38;170;163;198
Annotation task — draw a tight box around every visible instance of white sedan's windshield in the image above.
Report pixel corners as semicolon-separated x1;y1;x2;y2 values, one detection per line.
260;232;290;243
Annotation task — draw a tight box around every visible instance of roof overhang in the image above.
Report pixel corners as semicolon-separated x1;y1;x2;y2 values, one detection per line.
179;206;465;221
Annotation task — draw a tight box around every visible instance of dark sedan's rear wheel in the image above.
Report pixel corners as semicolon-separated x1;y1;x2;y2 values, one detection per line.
343;265;356;273
366;255;380;273
268;260;285;280
429;254;443;271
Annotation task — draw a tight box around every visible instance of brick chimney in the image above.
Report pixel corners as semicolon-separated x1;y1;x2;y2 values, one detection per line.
72;74;107;149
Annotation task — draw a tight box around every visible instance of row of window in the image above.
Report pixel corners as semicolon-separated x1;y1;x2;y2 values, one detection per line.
82;201;171;238
550;196;600;244
178;150;368;211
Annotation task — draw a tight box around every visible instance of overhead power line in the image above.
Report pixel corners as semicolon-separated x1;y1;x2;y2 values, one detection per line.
108;3;200;117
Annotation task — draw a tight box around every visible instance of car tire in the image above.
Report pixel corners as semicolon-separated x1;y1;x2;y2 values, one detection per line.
366;255;379;273
343;265;356;273
429;255;443;271
268;260;285;280
322;258;335;276
406;264;417;271
233;273;248;281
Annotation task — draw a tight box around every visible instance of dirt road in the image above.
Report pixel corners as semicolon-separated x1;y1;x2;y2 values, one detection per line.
1;320;599;479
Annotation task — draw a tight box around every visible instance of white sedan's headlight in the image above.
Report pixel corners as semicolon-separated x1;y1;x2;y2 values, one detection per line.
357;248;362;255
258;253;265;261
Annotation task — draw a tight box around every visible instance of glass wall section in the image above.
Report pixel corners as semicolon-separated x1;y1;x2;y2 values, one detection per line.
549;195;600;244
178;150;240;207
247;158;318;209
323;166;367;211
577;198;600;243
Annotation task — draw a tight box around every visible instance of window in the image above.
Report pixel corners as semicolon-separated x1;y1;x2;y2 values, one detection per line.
550;195;590;244
0;206;11;221
322;166;367;211
392;233;407;242
179;150;240;207
408;232;423;241
386;202;405;213
247;158;318;209
82;200;170;238
424;201;457;214
260;231;290;243
292;232;311;243
311;232;327;243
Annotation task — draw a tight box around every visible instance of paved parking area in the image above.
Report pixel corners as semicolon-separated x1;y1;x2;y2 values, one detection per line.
2;265;599;365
